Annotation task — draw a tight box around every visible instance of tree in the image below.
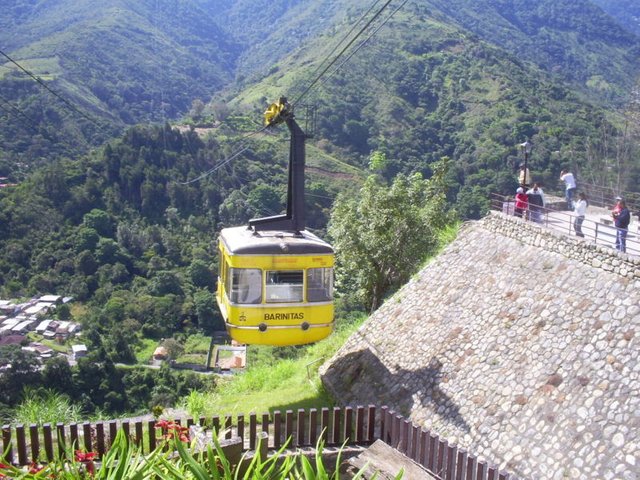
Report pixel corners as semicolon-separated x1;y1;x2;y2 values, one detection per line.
193;288;221;331
328;158;454;312
188;259;215;290
42;357;74;394
83;209;113;238
0;346;41;406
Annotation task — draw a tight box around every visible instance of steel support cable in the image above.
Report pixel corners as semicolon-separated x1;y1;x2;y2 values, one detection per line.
316;0;409;90
180;128;267;185
0;93;39;126
0;94;71;149
290;0;385;105
0;49;102;127
291;0;396;107
179;123;273;184
183;0;398;185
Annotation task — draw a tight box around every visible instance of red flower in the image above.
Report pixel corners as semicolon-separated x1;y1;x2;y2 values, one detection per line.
75;450;97;476
75;450;97;462
155;419;170;430
28;462;44;474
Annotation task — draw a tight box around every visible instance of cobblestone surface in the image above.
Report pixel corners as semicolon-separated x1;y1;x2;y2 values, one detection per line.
320;212;640;479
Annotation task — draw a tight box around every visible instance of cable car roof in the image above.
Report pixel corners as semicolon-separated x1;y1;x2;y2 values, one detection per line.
220;226;334;256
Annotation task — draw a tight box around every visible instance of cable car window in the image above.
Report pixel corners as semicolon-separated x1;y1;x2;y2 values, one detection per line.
307;268;333;302
230;268;262;304
266;270;303;303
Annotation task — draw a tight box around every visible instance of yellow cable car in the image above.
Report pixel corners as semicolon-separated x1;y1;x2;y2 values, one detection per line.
216;226;334;346
215;98;335;346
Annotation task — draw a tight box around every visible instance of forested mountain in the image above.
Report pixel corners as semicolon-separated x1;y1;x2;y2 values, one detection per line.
592;0;640;36
0;0;239;172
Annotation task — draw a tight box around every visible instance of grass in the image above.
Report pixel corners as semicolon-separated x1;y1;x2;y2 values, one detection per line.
175;353;207;365
135;338;158;364
183;333;210;354
206;317;365;416
14;388;81;426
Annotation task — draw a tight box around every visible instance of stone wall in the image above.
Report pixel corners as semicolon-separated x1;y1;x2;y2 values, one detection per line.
320;212;639;480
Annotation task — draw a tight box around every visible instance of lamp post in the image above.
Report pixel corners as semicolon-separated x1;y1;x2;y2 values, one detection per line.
519;140;533;188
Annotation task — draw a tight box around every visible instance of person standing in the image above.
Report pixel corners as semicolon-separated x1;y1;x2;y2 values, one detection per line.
514;187;528;218
560;170;577;211
611;196;623;217
526;183;545;223
518;163;531;189
613;199;631;253
573;192;588;237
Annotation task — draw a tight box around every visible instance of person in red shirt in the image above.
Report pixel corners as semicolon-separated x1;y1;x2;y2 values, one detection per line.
514;187;528;218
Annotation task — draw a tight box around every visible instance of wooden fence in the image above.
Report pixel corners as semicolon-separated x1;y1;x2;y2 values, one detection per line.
2;405;517;479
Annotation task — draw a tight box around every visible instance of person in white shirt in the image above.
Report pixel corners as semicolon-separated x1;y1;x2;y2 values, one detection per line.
573;192;588;237
560;169;577;210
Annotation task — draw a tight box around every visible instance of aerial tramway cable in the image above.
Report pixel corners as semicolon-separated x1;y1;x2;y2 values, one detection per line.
181;0;403;184
291;0;397;108
315;0;410;90
0;49;102;128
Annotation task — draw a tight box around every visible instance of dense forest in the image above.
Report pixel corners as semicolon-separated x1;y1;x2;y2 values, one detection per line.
1;0;640;420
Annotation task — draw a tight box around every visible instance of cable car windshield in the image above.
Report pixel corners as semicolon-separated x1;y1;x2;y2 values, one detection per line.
307;268;333;302
229;268;262;304
266;270;304;303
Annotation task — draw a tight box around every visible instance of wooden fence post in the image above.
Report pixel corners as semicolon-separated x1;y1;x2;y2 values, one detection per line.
15;425;27;466
2;424;12;465
343;407;353;445
56;423;66;459
273;411;282;449
309;408;318;447
367;405;376;443
237;414;244;443
285;410;294;447
296;409;305;447
83;422;93;452
320;408;329;444
331;407;341;446
69;423;78;451
29;424;39;463
42;423;53;462
96;423;106;457
248;413;256;450
355;406;365;443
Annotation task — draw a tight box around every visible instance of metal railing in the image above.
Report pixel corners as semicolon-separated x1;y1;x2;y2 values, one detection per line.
490;193;639;256
546;181;640;212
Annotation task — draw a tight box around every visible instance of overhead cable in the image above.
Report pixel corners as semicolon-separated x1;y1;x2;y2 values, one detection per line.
0;49;102;127
291;0;385;104
318;0;410;89
291;0;396;107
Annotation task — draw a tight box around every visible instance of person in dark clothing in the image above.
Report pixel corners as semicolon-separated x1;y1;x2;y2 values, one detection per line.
526;183;545;223
613;199;631;253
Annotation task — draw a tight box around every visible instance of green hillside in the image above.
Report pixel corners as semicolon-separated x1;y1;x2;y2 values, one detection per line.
228;5;640;216
0;0;239;172
592;0;640;36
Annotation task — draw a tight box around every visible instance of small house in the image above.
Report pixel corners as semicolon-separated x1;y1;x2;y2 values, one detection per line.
39;295;62;304
153;346;169;361
36;319;52;334
71;344;88;360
